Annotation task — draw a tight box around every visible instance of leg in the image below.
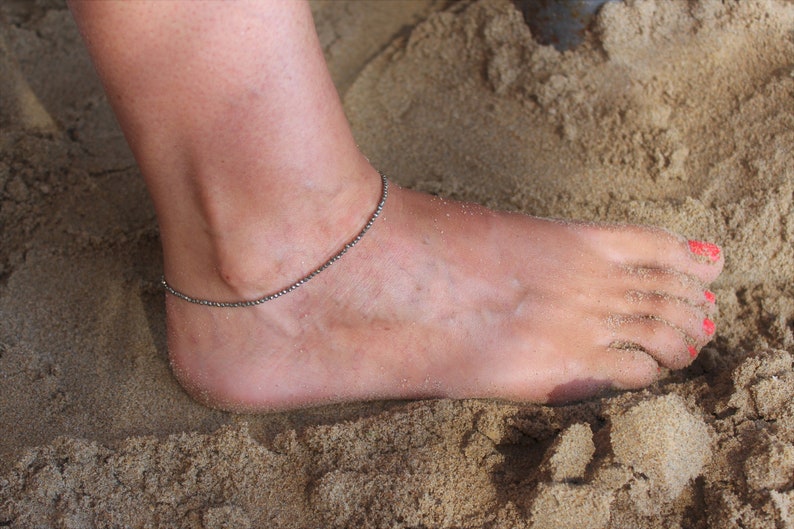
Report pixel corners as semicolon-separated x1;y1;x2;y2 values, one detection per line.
68;0;723;411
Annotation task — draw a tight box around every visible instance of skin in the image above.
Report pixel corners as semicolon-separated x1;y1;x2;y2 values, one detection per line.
68;0;723;412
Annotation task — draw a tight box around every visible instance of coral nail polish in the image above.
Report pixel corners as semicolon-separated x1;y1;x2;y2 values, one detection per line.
688;240;721;262
688;345;698;358
704;290;716;304
703;318;716;335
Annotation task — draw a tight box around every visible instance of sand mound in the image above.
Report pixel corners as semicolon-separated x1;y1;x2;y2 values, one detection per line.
610;394;711;503
2;0;794;526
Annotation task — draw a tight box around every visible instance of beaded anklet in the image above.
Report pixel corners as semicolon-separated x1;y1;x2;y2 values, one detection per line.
161;172;388;308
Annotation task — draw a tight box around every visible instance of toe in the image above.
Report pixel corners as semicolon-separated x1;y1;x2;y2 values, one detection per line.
608;316;695;370
622;292;713;343
621;266;718;310
603;347;661;390
587;225;724;284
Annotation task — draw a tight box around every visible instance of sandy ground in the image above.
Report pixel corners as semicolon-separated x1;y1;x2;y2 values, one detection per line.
1;0;794;527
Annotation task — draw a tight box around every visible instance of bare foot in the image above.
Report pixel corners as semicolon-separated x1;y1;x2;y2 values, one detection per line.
70;0;721;412
166;178;723;412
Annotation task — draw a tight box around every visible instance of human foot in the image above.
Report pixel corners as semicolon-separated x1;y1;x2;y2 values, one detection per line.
70;0;723;412
165;174;723;412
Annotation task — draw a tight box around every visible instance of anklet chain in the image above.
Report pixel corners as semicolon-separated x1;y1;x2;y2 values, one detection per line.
161;172;389;308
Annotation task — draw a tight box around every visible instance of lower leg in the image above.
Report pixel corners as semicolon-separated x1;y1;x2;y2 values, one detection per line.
68;0;381;301
69;0;723;411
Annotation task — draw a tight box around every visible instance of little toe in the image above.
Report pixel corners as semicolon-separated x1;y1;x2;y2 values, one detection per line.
603;347;661;390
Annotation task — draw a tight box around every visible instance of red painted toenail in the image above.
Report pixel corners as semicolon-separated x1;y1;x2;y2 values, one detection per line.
704;290;716;304
703;318;716;335
688;345;698;358
688;240;721;262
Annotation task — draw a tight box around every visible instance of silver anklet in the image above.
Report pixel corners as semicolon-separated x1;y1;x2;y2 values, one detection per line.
161;172;389;308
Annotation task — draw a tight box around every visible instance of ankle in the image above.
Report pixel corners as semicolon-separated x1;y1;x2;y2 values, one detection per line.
161;161;383;301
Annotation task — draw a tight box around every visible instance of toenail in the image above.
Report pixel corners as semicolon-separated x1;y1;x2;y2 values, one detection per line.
688;345;698;358
704;290;716;304
703;318;716;335
688;240;721;262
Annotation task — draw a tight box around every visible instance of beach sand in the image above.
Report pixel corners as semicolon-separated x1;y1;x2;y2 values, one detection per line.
1;0;793;526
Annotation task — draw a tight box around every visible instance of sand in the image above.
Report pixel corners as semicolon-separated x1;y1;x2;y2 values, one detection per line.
1;0;793;527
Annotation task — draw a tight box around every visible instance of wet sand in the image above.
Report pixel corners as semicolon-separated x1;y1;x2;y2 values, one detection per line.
2;0;794;527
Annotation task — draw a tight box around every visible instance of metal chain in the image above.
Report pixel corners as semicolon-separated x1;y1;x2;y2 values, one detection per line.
161;172;389;307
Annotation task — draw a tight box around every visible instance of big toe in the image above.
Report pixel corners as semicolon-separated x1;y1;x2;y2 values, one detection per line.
593;226;724;284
